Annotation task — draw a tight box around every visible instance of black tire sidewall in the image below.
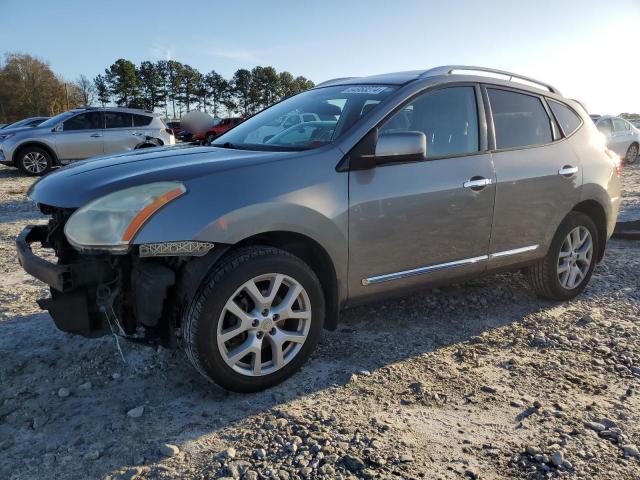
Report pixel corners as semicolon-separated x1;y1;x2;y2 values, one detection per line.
544;212;599;300
626;144;638;164
191;250;325;392
17;147;52;176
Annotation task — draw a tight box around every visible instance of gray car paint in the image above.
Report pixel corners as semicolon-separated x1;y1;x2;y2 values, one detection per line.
26;69;621;308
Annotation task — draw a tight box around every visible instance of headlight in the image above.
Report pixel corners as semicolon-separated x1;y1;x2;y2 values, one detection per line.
64;182;186;252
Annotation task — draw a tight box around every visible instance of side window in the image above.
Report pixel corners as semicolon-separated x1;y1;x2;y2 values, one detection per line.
132;114;152;127
380;86;479;158
63;112;102;131
548;100;582;137
105;112;133;129
612;118;627;132
596;119;613;136
487;88;552;149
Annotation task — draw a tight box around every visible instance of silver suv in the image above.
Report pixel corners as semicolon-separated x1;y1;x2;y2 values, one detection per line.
0;107;174;175
17;66;621;392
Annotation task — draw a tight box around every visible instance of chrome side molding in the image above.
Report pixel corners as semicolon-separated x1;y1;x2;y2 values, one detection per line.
362;245;539;286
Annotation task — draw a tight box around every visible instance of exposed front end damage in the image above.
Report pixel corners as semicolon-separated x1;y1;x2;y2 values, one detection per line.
16;204;219;347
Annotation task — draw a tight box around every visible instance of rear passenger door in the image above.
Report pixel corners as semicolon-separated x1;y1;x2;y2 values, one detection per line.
103;112;140;154
611;118;632;157
485;86;580;268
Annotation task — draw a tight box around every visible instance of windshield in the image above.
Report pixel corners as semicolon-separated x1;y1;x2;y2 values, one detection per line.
213;85;397;151
39;111;78;128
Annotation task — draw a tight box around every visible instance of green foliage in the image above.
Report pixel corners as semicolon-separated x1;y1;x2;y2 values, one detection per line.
0;51;316;121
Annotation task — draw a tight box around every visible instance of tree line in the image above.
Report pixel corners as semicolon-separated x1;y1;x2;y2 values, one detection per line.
0;53;315;124
94;59;315;119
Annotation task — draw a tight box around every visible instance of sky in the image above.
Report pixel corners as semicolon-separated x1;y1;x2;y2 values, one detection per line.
1;0;639;114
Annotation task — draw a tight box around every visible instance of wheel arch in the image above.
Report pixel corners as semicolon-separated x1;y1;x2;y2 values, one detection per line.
233;231;341;331
571;199;607;262
14;141;58;166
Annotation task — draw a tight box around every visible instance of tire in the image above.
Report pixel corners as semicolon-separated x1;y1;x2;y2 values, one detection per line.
625;143;638;164
527;211;598;300
182;246;325;392
16;146;52;176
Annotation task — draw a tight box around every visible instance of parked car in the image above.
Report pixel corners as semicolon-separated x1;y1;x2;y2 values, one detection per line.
0;107;174;175
592;115;639;164
17;66;620;392
0;116;49;130
195;117;244;145
631;119;640;129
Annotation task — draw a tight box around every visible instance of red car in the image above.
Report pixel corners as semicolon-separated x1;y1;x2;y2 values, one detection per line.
192;117;244;144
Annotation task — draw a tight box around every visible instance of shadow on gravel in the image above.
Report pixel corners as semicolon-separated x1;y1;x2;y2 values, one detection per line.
0;269;603;480
0;198;44;224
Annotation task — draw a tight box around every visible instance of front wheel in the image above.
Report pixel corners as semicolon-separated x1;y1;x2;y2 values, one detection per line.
17;146;52;176
181;246;325;392
527;211;598;300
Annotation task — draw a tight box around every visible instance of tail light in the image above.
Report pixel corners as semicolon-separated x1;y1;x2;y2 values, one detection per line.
605;148;622;177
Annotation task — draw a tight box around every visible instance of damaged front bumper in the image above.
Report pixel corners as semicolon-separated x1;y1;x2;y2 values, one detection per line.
16;224;176;341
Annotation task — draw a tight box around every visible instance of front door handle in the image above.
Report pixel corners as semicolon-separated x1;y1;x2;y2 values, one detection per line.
90;133;102;138
558;165;578;177
463;176;493;191
132;132;144;136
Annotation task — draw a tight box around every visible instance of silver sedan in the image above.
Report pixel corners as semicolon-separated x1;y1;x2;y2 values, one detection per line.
594;115;639;164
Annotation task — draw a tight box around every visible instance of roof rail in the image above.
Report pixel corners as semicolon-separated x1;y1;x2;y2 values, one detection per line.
314;77;357;88
419;65;561;95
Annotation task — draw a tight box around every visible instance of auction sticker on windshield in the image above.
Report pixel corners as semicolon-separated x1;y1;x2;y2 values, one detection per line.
341;86;389;94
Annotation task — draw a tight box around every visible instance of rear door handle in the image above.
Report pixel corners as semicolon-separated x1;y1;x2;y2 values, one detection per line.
558;165;578;177
90;133;102;138
463;177;492;191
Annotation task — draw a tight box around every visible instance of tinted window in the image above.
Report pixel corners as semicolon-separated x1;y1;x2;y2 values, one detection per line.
105;112;132;128
596;119;613;136
548;100;582;136
133;114;152;127
283;115;300;128
612;118;627;131
488;89;552;149
63;112;102;131
380;86;479;158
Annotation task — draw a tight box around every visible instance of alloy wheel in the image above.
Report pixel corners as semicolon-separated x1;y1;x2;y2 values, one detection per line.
216;273;311;376
22;152;48;174
557;226;593;289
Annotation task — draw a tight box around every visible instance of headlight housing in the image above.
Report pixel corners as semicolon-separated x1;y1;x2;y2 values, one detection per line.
64;182;186;252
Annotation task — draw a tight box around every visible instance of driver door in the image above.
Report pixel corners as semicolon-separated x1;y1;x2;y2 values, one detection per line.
54;111;104;162
348;85;496;301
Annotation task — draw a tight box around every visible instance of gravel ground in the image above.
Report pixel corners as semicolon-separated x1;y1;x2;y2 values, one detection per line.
0;163;639;480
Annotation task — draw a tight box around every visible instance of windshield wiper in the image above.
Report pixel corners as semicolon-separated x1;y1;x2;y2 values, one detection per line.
211;142;240;149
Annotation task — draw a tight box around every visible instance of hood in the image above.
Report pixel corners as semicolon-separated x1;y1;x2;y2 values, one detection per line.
0;125;45;136
28;145;296;208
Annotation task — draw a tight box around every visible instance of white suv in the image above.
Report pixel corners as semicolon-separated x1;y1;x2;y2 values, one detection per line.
0;107;175;175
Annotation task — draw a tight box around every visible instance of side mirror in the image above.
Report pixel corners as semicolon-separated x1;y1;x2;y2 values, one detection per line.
374;131;426;165
52;124;63;133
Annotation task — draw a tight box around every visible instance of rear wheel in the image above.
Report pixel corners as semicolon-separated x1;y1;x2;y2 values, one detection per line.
181;246;325;392
527;211;598;300
17;146;52;176
625;143;638;164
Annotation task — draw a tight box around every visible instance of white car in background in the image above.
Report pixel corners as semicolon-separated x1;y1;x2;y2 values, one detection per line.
593;116;639;164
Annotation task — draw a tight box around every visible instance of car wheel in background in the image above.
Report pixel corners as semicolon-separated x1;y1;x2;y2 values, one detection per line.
625;143;638;164
527;211;598;300
17;146;52;176
181;246;325;392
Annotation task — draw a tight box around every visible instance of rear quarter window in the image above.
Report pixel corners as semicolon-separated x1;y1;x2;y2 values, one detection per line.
487;88;552;149
547;100;582;137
